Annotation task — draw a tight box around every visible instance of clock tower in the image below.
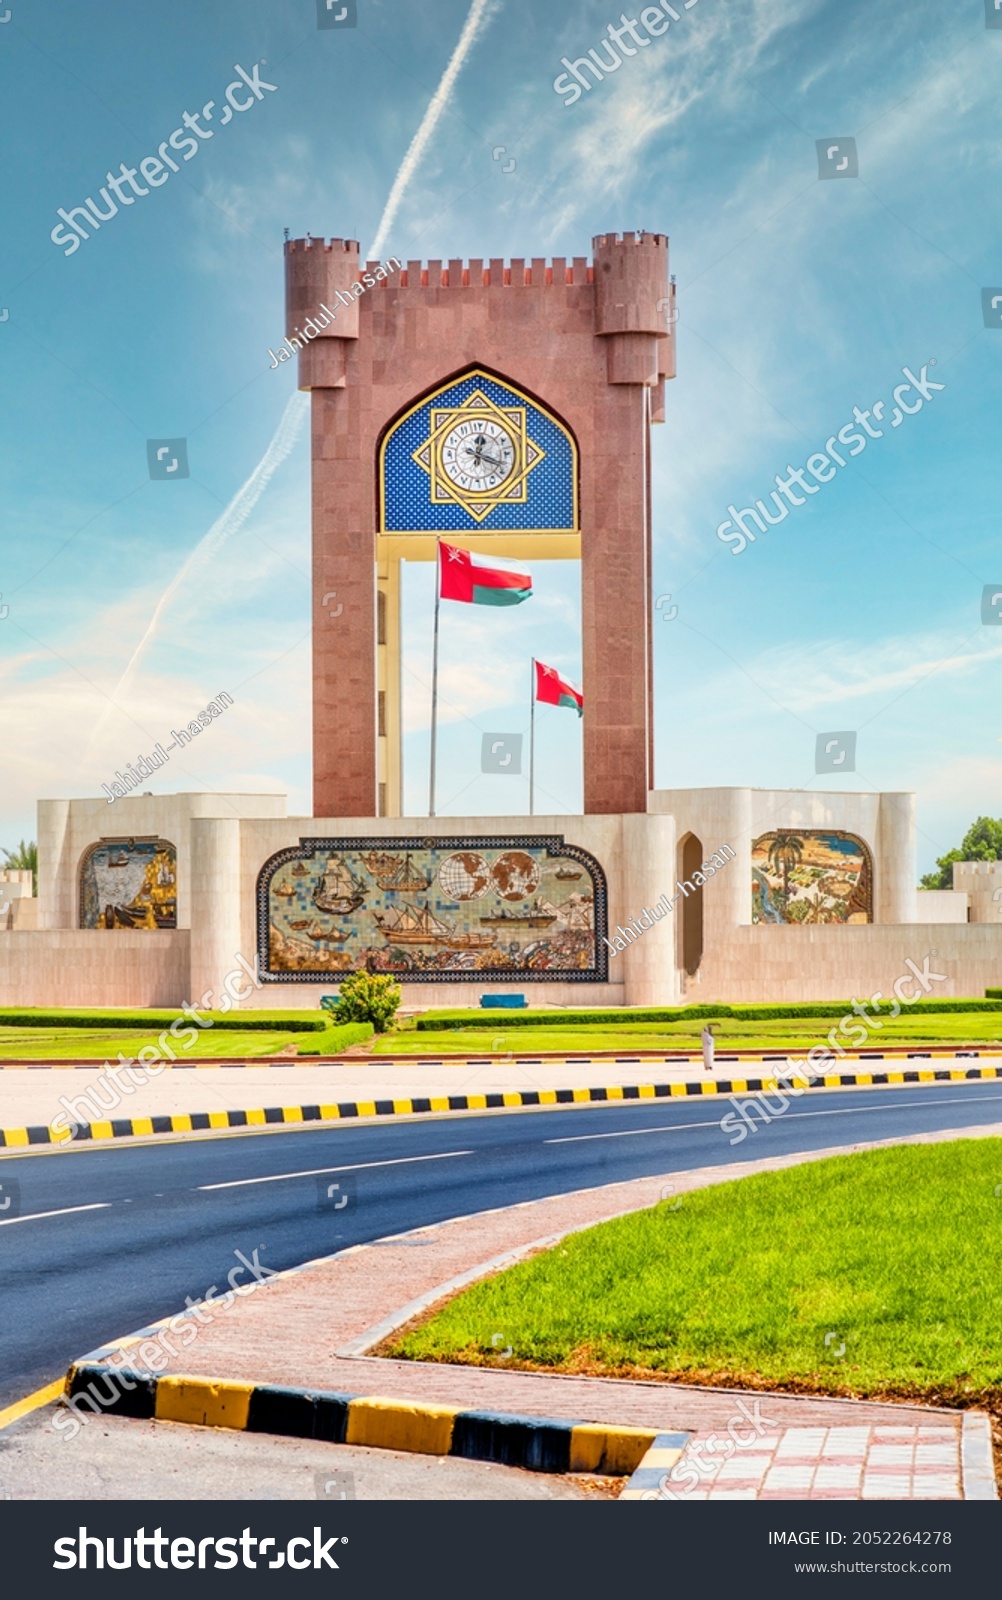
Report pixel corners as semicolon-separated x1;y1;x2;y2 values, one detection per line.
284;231;675;819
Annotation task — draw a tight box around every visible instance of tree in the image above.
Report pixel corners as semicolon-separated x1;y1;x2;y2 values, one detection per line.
767;832;804;905
1;839;37;895
330;969;401;1033
919;817;1002;890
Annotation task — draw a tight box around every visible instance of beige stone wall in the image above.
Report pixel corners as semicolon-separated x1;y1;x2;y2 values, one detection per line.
6;790;998;1011
213;810;655;1012
37;793;287;930
687;923;1002;1003
0;871;36;934
9;900;39;931
915;890;969;924
0;930;190;1007
650;786;916;929
954;861;1002;924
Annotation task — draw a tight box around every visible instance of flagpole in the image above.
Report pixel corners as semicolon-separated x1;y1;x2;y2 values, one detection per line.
429;541;441;818
529;657;535;817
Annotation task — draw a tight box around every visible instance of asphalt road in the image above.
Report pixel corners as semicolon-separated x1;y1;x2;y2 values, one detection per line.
0;1416;601;1501
2;1081;1002;1411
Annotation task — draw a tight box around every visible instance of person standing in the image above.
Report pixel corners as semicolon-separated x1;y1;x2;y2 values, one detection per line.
701;1022;716;1074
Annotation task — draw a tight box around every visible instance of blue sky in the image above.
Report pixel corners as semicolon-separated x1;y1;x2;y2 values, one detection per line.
0;0;999;876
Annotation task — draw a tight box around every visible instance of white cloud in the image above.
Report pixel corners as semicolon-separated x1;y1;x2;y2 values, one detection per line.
739;625;1002;715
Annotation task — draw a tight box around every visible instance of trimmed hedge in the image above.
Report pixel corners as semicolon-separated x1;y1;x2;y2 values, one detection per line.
987;990;1002;1000
417;999;1002;1030
0;1009;329;1032
297;1022;375;1054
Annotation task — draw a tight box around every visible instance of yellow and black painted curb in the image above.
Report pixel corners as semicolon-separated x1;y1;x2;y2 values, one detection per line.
2;1063;999;1148
620;1433;695;1499
2;1048;995;1071
64;1363;685;1477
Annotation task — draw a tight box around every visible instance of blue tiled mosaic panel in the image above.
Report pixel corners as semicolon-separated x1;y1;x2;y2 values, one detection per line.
256;836;607;983
382;373;576;533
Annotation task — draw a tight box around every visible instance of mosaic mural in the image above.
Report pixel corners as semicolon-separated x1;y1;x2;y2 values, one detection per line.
379;369;578;535
80;839;177;930
257;836;607;983
751;830;872;925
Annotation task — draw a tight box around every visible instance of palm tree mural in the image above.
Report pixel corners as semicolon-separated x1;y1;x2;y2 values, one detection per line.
767;833;804;914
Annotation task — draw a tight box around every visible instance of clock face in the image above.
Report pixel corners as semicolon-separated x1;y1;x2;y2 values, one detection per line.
440;419;516;494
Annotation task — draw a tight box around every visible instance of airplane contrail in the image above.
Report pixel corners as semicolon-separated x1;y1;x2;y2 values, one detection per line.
368;0;501;261
97;0;498;736
90;388;308;744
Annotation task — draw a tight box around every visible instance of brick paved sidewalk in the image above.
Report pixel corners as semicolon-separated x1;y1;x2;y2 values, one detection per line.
3;1051;998;1133
664;1423;964;1501
76;1123;1001;1500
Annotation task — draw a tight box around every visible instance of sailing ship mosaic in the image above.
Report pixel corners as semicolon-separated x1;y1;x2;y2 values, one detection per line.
257;837;607;982
80;838;178;930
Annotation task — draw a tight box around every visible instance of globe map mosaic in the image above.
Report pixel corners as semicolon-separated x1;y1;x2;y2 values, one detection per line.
257;837;607;983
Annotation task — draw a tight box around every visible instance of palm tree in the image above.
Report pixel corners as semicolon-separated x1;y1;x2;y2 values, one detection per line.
2;839;37;895
767;832;804;909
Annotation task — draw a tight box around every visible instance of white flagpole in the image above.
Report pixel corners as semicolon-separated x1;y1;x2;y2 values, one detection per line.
529;656;535;816
429;541;441;817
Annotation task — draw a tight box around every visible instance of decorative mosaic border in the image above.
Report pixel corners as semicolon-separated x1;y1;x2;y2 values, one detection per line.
254;835;609;984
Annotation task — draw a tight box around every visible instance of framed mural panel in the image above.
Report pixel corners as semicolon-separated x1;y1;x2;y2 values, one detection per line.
379;368;578;537
751;830;873;925
256;836;608;983
79;838;177;930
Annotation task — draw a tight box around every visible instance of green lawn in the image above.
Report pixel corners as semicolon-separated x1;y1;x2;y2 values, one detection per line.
390;1141;1002;1405
0;1027;306;1059
370;1013;1002;1056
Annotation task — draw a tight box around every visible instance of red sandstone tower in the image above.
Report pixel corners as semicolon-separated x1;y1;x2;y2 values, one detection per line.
284;232;675;819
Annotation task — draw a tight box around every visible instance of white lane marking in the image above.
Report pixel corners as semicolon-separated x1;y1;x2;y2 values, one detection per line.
0;1202;111;1228
547;1118;724;1144
545;1092;1002;1145
197;1149;474;1191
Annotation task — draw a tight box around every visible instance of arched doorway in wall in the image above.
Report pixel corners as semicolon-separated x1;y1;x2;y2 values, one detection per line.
677;832;704;976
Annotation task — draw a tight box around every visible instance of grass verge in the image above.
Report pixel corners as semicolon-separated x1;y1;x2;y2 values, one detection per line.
0;1020;373;1060
389;1142;1002;1469
370;1013;1002;1056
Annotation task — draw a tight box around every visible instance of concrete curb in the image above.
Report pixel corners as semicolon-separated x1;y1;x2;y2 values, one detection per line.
0;1049;995;1071
961;1412;998;1499
63;1363;678;1476
3;1063;998;1149
620;1432;694;1499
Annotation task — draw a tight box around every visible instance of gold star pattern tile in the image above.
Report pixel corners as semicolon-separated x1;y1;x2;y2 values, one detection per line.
411;389;546;522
